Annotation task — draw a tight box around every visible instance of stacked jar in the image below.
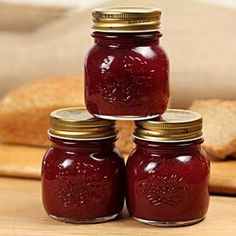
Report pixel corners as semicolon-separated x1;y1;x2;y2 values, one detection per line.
85;7;169;120
41;7;210;227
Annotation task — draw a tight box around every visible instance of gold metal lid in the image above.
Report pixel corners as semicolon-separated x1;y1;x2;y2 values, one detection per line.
92;7;161;32
49;107;117;140
134;109;203;142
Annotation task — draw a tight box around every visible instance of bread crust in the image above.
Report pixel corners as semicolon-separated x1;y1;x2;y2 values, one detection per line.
0;77;84;147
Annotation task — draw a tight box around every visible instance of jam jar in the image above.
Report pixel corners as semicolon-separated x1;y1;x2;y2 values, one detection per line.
84;7;169;120
126;109;210;226
41;108;125;223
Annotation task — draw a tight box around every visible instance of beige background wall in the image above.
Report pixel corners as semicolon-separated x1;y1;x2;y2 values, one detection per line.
0;0;235;108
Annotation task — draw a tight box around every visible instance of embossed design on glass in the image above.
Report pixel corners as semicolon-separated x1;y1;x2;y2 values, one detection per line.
137;173;192;207
55;163;108;208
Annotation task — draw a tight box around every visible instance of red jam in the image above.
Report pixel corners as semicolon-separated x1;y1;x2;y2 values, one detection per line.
85;32;169;120
85;7;169;120
42;137;125;223
126;139;210;226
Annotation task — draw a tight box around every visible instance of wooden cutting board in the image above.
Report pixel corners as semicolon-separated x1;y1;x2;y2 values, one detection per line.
0;143;45;179
1;177;236;236
0;143;235;195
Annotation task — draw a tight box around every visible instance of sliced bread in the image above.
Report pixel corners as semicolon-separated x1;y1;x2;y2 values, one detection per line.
189;99;236;160
0;77;84;147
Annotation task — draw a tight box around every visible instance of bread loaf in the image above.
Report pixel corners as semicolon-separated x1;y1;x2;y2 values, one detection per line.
189;99;236;160
0;77;134;155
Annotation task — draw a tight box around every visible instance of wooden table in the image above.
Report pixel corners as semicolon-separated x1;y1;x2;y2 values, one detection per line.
0;177;236;236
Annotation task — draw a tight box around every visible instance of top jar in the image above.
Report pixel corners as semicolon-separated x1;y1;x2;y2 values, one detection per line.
84;7;169;120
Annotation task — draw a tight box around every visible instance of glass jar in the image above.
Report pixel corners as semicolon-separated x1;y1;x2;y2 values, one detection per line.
126;109;210;226
84;7;169;120
41;108;125;223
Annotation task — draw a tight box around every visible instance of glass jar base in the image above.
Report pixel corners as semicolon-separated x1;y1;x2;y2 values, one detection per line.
93;114;160;121
132;216;205;227
49;213;119;224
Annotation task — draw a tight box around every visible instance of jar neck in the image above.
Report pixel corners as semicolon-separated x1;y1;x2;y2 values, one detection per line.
134;138;203;154
92;31;161;46
49;136;116;152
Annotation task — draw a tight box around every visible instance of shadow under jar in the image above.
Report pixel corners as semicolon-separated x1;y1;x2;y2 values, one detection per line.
84;7;169;120
126;109;210;226
41;108;125;223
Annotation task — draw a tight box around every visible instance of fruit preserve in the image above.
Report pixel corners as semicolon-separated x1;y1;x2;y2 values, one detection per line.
126;109;210;226
41;108;125;223
85;7;169;120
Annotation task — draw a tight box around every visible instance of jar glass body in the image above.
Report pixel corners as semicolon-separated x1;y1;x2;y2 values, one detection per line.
42;136;125;223
84;31;169;120
126;138;210;226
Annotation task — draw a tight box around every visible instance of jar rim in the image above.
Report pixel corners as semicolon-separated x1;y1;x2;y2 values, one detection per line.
133;134;204;143
48;131;118;141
